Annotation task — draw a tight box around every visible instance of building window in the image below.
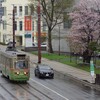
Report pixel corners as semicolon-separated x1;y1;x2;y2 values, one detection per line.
2;0;6;2
3;7;6;16
15;21;17;30
14;6;17;15
3;20;6;30
25;6;28;15
43;21;47;31
19;21;23;31
19;6;22;16
63;14;72;29
63;20;72;29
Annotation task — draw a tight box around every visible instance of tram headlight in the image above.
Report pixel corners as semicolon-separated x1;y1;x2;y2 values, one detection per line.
15;71;19;75
24;72;27;75
17;72;19;75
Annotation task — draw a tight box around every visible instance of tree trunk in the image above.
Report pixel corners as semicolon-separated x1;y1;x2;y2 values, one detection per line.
83;49;92;64
47;29;53;53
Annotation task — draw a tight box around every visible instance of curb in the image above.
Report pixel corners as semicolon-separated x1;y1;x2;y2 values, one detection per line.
54;70;100;91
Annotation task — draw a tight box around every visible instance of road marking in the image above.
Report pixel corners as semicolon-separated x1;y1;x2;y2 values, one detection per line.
30;78;69;100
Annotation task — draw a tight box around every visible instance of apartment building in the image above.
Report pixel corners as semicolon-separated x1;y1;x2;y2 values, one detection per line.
0;0;47;47
0;0;3;21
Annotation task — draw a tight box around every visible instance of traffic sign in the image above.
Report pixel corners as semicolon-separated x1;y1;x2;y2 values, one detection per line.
90;60;95;76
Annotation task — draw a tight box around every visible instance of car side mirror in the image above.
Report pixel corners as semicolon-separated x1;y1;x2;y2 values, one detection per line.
51;68;53;70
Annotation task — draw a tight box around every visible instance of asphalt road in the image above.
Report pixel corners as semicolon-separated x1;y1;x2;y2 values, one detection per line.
0;45;100;100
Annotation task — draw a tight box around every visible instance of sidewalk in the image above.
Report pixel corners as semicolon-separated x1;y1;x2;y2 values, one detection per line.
28;53;100;91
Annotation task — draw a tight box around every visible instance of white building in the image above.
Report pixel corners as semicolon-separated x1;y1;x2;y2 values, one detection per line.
0;0;47;46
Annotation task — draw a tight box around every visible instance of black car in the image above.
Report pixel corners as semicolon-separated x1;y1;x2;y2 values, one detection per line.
34;64;54;79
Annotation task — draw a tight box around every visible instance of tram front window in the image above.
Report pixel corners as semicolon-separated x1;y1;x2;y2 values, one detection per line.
15;61;28;69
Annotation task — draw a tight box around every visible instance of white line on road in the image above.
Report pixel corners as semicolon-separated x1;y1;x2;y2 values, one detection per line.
30;78;69;100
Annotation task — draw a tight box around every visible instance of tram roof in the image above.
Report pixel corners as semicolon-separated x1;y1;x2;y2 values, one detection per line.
0;48;26;58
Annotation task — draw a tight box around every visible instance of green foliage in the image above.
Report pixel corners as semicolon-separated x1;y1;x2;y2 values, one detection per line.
89;42;98;51
31;52;100;74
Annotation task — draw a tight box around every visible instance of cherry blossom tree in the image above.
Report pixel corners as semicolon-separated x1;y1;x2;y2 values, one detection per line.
68;0;100;63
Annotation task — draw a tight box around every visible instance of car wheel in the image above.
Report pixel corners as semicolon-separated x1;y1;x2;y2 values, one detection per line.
34;71;37;77
38;73;41;78
1;73;4;77
51;76;54;79
51;74;54;79
35;73;36;76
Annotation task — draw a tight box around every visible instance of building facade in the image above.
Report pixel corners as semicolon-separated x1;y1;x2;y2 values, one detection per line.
0;0;47;46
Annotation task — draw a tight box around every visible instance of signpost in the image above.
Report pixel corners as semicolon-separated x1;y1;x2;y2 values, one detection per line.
25;32;32;47
90;60;95;83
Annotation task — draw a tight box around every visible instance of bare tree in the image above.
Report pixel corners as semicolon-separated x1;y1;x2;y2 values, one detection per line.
29;0;74;53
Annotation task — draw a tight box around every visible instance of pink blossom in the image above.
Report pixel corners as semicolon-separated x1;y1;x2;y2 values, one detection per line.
68;0;100;53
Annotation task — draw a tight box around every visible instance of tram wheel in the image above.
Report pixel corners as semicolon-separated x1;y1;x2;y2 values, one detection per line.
35;73;37;76
1;73;4;77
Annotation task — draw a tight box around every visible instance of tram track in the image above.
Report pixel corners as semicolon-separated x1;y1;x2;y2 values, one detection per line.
0;83;18;100
0;82;43;100
18;84;41;100
18;83;53;100
0;94;6;100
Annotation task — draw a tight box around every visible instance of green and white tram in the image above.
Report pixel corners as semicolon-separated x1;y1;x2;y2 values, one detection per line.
0;48;30;82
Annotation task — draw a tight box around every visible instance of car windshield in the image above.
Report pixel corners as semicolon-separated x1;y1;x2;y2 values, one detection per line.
39;66;51;71
15;61;28;69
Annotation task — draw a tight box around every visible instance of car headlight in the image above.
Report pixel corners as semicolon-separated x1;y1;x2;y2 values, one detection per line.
17;72;20;74
24;72;27;75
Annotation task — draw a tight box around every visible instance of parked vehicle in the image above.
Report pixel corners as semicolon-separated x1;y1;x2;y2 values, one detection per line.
32;42;37;47
98;52;100;58
41;42;47;47
34;64;54;79
33;42;47;47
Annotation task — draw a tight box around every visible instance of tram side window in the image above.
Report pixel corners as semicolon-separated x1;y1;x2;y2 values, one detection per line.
15;61;27;69
6;58;12;68
0;54;1;63
10;59;13;68
1;56;5;65
1;55;3;64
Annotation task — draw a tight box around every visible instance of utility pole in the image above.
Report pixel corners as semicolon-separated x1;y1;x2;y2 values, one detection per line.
58;25;61;55
37;0;41;63
12;5;15;48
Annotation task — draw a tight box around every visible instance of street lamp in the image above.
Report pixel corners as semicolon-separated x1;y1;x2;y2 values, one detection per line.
37;0;41;63
12;5;15;48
